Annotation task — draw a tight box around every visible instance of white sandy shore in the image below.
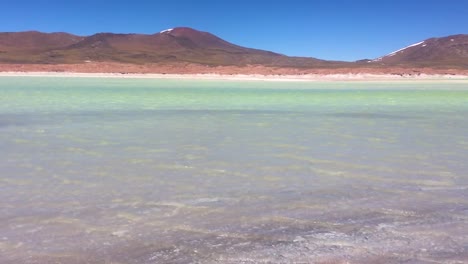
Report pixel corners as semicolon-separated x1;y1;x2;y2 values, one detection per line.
0;71;468;82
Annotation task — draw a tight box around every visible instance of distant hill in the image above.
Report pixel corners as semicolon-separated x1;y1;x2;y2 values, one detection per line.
371;34;468;68
0;31;83;63
0;31;83;50
0;28;467;69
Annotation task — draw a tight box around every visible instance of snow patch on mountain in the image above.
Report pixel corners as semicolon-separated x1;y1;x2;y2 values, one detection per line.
373;41;425;61
386;41;425;57
160;28;174;34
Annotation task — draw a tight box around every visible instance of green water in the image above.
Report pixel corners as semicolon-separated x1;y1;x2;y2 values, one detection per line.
1;77;468;114
1;77;467;263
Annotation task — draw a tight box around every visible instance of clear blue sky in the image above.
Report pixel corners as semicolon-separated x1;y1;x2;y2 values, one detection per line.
2;0;467;61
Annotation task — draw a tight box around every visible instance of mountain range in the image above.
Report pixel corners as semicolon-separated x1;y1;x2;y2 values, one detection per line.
0;27;467;71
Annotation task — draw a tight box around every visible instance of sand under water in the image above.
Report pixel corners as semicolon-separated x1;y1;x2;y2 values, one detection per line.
1;77;467;263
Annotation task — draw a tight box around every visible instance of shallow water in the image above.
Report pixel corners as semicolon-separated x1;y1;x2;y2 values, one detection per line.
1;77;468;263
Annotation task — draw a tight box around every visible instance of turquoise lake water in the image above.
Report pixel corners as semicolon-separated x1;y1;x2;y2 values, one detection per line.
1;77;467;263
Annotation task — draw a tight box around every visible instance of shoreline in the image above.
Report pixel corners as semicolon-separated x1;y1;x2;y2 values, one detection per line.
1;71;468;82
0;62;467;82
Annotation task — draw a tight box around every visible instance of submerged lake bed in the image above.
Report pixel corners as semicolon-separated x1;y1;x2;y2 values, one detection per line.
1;77;468;263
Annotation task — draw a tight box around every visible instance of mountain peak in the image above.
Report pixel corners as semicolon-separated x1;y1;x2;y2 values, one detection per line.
157;27;212;40
159;27;202;35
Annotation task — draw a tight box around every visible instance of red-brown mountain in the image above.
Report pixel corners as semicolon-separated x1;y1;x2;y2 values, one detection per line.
371;34;468;68
0;27;334;67
0;28;467;69
0;31;83;50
